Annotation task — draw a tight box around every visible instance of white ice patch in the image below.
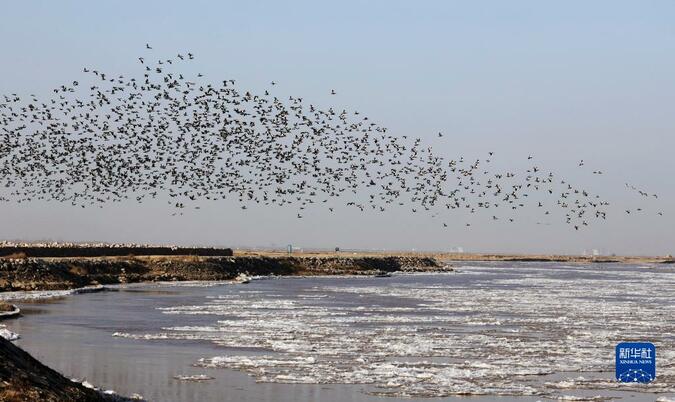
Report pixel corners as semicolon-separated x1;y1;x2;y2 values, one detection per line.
173;374;215;382
0;285;105;301
0;324;20;341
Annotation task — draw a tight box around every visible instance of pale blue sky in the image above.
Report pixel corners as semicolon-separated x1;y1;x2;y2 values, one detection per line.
1;1;674;254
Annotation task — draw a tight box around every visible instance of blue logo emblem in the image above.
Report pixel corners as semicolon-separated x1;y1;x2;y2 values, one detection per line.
616;342;655;383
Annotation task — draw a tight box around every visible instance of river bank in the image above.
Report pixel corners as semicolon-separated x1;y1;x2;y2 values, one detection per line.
0;255;444;292
0;243;233;258
2;249;673;293
4;296;97;402
0;336;118;402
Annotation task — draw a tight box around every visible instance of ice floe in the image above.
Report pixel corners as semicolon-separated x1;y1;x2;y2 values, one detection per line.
0;324;20;340
173;374;215;382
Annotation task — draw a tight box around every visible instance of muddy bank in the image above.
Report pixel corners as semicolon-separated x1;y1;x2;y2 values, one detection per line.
0;336;111;402
0;256;444;292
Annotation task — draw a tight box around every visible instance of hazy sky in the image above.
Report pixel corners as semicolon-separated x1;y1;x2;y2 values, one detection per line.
1;1;674;255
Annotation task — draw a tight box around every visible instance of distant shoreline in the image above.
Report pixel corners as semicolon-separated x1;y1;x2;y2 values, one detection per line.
234;249;674;264
1;243;672;262
434;253;675;264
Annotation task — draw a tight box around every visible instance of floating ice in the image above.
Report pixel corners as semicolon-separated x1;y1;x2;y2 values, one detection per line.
70;378;145;401
0;285;105;301
0;325;20;341
112;263;675;398
173;374;215;382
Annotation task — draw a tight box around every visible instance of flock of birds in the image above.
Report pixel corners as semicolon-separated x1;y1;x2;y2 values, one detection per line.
0;46;663;230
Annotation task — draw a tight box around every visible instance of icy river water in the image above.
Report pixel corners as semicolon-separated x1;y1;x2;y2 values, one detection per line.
3;261;675;401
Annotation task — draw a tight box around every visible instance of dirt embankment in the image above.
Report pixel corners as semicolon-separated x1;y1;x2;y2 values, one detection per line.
0;246;232;258
0;336;109;402
0;255;444;292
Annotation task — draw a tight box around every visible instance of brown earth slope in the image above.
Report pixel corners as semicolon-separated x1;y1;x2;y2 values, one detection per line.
0;337;107;402
0;246;232;258
0;302;13;312
0;255;444;292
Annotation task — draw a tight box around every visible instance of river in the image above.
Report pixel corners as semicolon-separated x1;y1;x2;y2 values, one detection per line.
3;261;674;401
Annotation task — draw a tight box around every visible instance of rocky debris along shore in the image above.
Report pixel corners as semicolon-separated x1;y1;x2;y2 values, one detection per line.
0;255;446;292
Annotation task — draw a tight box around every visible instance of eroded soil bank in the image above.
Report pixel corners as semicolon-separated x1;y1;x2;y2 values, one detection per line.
0;255;444;292
0;336;111;402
